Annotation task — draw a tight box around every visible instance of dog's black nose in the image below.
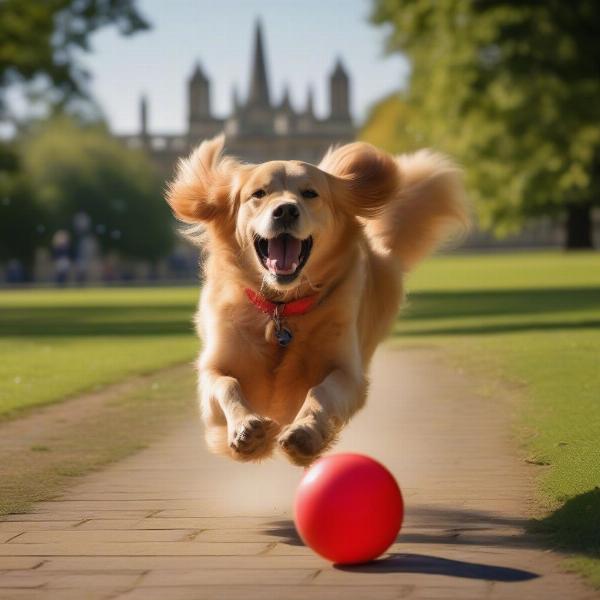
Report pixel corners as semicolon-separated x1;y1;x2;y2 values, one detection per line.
272;203;299;228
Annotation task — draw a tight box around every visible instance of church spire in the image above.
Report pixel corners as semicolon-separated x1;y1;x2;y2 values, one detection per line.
188;61;211;124
279;85;292;112
139;94;148;137
232;84;241;112
329;57;350;120
190;62;208;84
247;19;270;108
305;86;315;117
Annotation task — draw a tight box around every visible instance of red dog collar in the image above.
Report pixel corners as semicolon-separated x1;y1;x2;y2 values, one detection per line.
244;288;318;317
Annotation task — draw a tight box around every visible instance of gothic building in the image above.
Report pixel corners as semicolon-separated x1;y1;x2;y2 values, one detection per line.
119;21;355;178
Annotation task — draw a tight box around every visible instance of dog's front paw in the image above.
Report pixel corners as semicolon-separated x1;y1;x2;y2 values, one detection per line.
229;415;278;461
278;417;336;467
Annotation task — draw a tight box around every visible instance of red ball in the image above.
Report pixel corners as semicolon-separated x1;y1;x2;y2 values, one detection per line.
294;453;403;564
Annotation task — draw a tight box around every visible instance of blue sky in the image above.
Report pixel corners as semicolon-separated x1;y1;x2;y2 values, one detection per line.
81;0;409;134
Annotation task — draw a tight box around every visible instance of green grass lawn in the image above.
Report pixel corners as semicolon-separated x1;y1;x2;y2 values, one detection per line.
0;287;199;417
399;250;600;586
1;252;599;584
0;366;197;516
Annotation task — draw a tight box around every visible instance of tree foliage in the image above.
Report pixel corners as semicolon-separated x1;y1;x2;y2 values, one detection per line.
19;116;172;262
368;0;600;247
0;0;148;116
0;145;45;268
0;1;165;271
360;92;422;155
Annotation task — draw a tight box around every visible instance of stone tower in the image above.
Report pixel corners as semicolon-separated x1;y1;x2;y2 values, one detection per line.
139;94;148;139
188;62;216;139
247;20;270;108
329;58;351;121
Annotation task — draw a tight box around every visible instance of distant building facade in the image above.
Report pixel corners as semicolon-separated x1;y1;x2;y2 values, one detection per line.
118;21;355;178
114;22;599;253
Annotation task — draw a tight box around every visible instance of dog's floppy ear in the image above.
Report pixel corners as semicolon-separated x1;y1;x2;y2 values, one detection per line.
166;134;239;223
319;142;400;218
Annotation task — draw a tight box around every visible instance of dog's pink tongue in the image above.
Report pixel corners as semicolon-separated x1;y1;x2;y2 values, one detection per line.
267;235;302;274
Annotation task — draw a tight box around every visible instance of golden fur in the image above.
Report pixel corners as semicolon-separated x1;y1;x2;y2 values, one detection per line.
167;135;469;466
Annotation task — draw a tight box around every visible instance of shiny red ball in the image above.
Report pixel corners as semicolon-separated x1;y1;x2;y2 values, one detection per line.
294;453;403;564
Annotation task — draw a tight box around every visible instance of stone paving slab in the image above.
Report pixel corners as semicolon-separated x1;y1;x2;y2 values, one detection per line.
0;347;597;599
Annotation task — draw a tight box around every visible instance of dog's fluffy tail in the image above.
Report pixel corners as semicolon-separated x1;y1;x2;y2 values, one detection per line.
364;150;470;271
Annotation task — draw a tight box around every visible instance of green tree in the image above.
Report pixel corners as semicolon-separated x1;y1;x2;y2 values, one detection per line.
0;0;148;117
0;145;46;275
370;0;600;248
360;92;424;155
20;116;172;262
0;0;151;273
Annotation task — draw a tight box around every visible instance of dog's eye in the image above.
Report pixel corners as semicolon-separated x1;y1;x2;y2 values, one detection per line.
301;189;318;199
252;189;266;199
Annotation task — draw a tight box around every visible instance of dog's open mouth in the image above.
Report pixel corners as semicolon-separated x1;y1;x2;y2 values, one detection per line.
254;233;313;281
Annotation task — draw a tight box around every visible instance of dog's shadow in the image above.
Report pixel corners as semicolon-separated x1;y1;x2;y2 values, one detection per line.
264;520;538;583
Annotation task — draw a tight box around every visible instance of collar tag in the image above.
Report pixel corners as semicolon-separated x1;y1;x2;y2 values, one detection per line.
273;303;293;347
275;326;293;347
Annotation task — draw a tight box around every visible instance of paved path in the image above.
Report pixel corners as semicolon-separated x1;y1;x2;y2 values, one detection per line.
0;347;596;599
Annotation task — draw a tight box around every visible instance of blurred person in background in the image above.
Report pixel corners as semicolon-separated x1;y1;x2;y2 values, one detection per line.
73;212;100;284
51;230;72;286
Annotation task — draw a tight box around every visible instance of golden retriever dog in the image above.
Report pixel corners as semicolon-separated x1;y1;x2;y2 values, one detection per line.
167;135;468;466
